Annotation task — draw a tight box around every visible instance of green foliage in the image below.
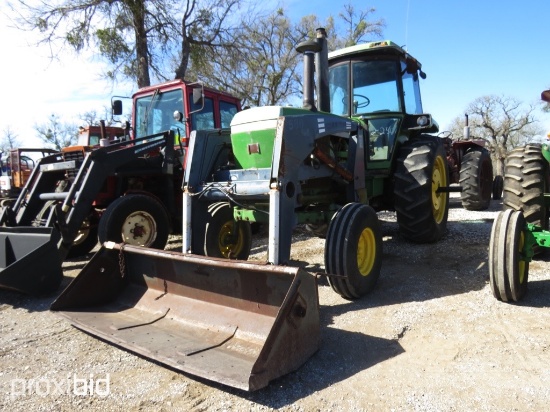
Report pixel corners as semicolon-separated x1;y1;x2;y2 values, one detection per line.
66;22;88;51
11;0;386;107
96;28;131;63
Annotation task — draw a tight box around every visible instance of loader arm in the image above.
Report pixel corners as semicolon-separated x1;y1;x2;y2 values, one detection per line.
0;131;173;295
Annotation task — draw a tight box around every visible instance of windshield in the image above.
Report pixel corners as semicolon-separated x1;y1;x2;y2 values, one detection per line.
135;89;184;138
329;59;401;116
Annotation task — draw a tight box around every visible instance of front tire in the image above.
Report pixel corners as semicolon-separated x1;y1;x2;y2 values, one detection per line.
394;135;449;243
489;209;529;302
67;218;98;258
98;194;170;249
459;148;493;210
325;203;382;300
203;202;252;260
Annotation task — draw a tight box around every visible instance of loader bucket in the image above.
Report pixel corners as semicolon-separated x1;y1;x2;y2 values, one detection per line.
51;243;320;391
0;227;63;295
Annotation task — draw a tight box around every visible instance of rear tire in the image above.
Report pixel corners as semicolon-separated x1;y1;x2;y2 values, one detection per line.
503;144;549;229
459;148;493;210
325;203;382;300
394;135;449;243
204;202;252;260
489;209;529;302
98;194;170;249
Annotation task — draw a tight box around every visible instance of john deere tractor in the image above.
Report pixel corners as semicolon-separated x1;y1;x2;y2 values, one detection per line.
182;29;451;299
51;29;454;392
489;89;550;302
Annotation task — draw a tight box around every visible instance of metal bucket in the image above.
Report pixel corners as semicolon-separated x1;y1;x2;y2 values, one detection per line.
51;242;320;391
0;227;63;295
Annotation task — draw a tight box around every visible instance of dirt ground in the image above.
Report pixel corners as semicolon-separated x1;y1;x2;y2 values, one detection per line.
1;193;549;411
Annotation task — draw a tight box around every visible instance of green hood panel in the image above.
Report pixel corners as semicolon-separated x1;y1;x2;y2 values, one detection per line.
230;106;315;169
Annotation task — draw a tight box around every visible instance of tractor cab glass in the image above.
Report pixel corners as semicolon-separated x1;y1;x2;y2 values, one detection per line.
135;89;185;138
329;57;424;162
329;59;401;116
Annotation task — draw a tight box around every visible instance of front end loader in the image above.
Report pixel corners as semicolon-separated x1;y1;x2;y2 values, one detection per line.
0;81;240;296
52;29;453;390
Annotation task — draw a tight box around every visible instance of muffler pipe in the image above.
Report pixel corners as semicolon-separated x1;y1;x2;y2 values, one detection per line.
296;40;321;111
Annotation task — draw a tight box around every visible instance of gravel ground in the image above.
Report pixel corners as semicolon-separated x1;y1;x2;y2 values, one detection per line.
1;193;549;411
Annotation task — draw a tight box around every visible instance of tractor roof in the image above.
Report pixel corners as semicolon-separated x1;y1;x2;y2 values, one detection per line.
328;40;421;68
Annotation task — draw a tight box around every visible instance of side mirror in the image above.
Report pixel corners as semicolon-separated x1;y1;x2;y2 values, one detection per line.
112;99;123;116
192;87;204;106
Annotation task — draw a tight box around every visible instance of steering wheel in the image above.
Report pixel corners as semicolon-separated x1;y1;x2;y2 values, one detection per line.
352;94;370;108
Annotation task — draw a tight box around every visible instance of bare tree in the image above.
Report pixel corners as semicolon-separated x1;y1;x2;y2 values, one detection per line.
447;95;542;176
79;108;116;126
193;3;385;107
35;114;79;150
335;4;385;48
1;126;20;153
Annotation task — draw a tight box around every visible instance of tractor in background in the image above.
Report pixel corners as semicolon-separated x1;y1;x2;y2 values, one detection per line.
0;148;58;201
0;80;240;295
488;89;550;302
441;114;500;210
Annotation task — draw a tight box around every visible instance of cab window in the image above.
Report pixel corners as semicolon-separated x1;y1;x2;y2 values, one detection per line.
220;101;239;128
190;97;215;130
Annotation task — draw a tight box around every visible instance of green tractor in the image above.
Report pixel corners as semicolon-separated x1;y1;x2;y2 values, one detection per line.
489;89;550;302
183;29;451;299
51;29;456;391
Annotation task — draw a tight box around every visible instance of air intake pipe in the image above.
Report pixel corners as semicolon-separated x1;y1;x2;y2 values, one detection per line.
315;28;330;113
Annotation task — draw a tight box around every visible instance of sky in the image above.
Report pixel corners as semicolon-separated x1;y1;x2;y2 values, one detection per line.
1;0;549;148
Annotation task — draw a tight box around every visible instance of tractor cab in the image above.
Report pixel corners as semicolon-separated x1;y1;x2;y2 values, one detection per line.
328;41;437;164
116;80;240;148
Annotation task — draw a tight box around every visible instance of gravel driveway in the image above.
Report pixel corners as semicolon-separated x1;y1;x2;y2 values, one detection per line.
1;194;549;411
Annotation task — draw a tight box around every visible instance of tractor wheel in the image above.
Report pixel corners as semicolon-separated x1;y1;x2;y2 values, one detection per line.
394;135;449;243
459;148;493;210
489;209;529;302
492;175;503;200
66;218;98;258
503;144;549;229
98;194;170;249
34;200;98;258
325;203;382;300
204;202;252;260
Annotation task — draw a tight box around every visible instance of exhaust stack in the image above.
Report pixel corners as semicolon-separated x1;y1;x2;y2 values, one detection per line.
296;40;321;111
296;28;330;112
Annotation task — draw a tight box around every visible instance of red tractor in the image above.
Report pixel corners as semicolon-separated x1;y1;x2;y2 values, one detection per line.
0;80;241;295
441;114;501;210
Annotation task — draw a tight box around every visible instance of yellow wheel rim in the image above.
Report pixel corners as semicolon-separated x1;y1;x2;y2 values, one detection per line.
431;155;448;224
218;221;243;258
357;227;376;276
518;230;526;284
